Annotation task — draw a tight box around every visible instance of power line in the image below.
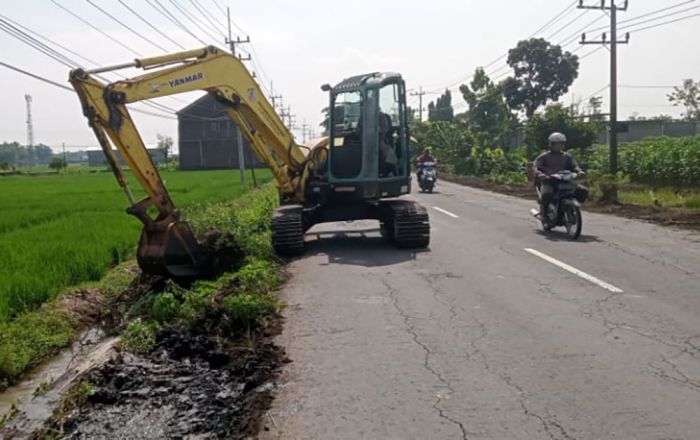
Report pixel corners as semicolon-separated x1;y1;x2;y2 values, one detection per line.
547;10;590;40
186;0;227;37
0;60;178;120
0;19;76;68
209;0;227;16
530;0;579;36
620;4;700;32
85;0;168;52
50;0;142;57
427;0;580;93
0;60;72;91
168;0;225;42
192;0;228;31
117;0;186;50
147;0;207;46
625;10;700;33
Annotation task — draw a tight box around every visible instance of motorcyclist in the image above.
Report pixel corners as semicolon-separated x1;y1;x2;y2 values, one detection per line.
415;148;437;181
534;132;585;218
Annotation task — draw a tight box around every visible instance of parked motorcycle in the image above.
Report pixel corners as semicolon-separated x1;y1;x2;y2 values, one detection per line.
418;162;437;193
530;170;585;239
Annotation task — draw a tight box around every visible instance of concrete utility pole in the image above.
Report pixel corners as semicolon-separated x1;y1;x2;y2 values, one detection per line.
579;0;630;175
226;6;251;185
25;94;33;147
410;87;426;122
301;120;308;143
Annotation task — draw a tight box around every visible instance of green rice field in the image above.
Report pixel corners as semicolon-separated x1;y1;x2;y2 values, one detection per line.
0;169;271;323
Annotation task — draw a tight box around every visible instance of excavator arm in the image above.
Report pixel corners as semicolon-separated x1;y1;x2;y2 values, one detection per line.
69;46;321;277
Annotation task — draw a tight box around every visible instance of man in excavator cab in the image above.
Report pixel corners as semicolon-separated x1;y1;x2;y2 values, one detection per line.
379;112;398;177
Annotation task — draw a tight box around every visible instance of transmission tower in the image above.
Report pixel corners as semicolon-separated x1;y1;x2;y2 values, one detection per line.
25;94;34;147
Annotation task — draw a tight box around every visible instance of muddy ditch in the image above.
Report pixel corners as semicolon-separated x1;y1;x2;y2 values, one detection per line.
42;326;285;440
442;173;700;232
2;261;287;439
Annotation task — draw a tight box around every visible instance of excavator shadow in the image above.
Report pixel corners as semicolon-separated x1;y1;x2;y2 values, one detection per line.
304;227;428;268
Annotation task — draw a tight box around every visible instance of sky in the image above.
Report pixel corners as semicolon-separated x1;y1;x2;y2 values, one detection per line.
1;0;699;153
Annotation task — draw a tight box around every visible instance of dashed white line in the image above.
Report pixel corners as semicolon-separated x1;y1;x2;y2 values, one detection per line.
433;206;459;218
524;248;624;293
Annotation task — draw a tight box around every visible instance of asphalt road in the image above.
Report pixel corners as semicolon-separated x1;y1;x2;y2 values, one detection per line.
261;180;700;440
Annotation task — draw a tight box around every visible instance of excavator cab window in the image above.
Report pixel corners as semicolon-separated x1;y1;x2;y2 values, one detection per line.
330;91;364;179
378;82;405;178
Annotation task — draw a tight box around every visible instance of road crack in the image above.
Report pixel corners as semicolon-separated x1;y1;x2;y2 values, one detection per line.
380;278;468;440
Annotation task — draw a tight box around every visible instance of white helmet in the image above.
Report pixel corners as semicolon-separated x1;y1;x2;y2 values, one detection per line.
548;132;567;145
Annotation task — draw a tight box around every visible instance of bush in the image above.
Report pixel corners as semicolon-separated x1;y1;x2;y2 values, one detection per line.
121;319;160;353
223;293;278;330
525;104;599;159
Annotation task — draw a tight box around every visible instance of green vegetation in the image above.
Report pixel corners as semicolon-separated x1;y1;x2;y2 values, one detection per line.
574;136;700;187
0;169;272;323
0;307;75;386
122;186;284;352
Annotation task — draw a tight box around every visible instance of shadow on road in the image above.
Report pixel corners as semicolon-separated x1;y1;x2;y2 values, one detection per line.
304;228;427;267
535;229;601;243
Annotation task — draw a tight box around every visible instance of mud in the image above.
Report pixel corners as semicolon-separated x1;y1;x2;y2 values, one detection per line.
442;173;700;231
48;328;284;440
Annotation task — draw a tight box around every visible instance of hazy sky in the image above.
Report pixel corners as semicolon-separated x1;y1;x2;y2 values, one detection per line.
1;0;699;152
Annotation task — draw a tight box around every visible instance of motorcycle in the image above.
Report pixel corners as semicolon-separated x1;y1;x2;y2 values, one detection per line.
530;170;585;239
418;162;437;193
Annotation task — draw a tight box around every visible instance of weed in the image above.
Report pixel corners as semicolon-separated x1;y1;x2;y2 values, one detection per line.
120;319;160;354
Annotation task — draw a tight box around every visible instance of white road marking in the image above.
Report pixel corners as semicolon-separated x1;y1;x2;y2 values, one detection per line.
524;248;624;293
433;206;459;218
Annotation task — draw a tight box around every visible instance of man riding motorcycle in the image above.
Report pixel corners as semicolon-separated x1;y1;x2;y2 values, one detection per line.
416;149;437;181
534;132;586;218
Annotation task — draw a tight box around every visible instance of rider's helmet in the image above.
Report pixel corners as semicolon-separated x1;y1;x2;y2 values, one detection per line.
548;132;567;146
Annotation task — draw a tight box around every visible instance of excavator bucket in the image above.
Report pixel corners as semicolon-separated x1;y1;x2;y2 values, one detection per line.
136;220;213;279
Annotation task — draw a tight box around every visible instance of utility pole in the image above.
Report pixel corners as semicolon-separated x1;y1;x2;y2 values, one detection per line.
579;0;629;175
226;6;250;185
410;87;426;122
25;94;34;147
62;142;67;170
301;120;308;143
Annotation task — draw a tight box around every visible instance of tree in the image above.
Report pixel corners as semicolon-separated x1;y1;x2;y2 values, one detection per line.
49;157;66;171
411;121;472;173
502;38;580;118
157;134;173;163
459;68;517;147
668;79;700;121
428;89;454;122
524;103;599;159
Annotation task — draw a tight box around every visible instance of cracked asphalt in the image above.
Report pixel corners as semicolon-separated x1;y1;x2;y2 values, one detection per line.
261;180;700;440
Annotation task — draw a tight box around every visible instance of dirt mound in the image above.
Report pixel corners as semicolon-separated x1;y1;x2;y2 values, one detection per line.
56;329;283;440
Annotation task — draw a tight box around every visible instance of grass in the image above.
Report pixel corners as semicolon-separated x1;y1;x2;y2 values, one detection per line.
0;169;271;323
617;186;700;210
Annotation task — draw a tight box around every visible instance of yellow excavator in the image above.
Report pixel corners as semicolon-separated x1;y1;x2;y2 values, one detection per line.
69;46;429;278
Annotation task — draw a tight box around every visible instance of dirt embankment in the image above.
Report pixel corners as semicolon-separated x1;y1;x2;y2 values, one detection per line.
442;173;700;232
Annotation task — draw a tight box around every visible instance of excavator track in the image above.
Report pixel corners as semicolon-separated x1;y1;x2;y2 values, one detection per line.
271;205;305;256
382;200;430;249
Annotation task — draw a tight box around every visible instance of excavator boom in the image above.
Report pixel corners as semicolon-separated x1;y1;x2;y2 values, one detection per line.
69;46;317;277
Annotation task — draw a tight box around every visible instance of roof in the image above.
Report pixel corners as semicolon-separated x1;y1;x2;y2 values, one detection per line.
333;72;402;92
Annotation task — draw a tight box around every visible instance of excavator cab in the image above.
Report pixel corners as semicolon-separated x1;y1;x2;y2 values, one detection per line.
322;73;411;201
